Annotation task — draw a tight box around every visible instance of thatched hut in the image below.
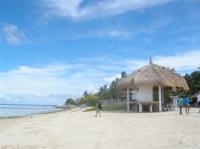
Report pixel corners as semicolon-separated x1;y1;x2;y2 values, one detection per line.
117;59;189;112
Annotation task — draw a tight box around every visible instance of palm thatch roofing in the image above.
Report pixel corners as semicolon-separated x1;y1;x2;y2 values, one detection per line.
117;61;189;90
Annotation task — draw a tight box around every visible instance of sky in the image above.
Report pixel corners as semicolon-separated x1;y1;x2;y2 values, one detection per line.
0;0;200;101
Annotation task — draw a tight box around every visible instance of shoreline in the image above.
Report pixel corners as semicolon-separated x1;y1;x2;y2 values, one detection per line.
0;106;75;119
1;106;199;119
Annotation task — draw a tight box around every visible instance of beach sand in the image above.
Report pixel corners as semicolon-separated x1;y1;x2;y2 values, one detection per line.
0;108;200;149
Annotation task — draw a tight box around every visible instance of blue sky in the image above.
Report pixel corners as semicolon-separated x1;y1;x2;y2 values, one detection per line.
0;0;200;100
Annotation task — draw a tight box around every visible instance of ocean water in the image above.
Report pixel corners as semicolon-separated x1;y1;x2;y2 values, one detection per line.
0;104;62;117
0;94;67;117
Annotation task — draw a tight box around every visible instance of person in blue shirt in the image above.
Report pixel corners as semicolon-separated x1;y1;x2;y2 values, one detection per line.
184;96;190;114
177;96;183;115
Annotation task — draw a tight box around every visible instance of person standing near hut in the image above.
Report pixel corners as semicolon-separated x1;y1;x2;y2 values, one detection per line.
95;99;102;117
177;96;183;115
184;96;190;114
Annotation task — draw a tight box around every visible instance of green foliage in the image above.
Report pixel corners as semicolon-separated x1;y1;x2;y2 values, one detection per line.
184;70;200;95
109;80;118;99
65;98;75;105
121;71;127;78
98;85;109;99
79;94;99;106
97;78;119;100
68;71;125;106
83;91;89;97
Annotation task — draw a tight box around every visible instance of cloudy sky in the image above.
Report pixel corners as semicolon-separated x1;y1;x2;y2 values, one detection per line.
0;0;200;100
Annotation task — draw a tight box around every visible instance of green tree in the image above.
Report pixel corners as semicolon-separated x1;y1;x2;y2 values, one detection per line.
84;91;89;97
121;71;127;78
79;73;121;105
184;70;200;94
109;79;118;99
98;85;109;99
79;94;99;106
65;98;75;105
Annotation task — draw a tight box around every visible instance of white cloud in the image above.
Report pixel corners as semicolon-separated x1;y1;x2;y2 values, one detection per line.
153;51;200;72
0;64;107;97
104;74;121;83
66;29;131;39
96;30;130;38
42;0;172;20
2;24;27;45
0;50;199;100
126;51;200;74
9;64;70;75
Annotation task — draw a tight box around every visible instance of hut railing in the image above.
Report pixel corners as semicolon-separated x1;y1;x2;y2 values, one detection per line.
162;103;176;111
101;99;126;105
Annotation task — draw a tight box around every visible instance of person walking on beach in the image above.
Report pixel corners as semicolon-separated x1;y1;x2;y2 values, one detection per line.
197;94;200;113
184;96;190;114
95;99;102;117
177;96;183;115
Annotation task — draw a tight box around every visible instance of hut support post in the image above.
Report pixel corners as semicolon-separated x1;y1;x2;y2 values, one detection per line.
162;86;164;103
150;104;153;112
127;88;130;112
159;85;162;112
172;87;177;110
139;104;142;112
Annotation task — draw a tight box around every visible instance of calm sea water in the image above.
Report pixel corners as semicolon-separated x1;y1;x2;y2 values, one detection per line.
0;104;62;117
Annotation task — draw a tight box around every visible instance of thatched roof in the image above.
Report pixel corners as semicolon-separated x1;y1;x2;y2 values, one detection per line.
117;61;189;90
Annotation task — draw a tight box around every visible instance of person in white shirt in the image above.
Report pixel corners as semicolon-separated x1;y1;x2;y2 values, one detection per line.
197;94;200;113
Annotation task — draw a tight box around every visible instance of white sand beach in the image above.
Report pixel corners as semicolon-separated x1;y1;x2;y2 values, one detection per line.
0;108;200;149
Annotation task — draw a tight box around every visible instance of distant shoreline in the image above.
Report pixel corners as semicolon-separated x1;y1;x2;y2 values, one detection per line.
0;106;74;119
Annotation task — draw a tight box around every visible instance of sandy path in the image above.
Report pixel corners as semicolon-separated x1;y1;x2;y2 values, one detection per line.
0;108;200;149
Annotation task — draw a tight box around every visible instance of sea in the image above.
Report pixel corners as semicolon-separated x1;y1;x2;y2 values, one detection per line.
0;104;62;117
0;94;67;117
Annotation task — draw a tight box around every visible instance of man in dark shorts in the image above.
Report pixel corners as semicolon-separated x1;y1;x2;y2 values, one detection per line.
95;99;102;117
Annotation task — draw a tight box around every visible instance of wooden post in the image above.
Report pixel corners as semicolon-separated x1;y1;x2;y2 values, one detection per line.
162;86;164;103
172;86;177;110
127;88;130;112
150;104;153;112
139;103;142;112
159;85;162;112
